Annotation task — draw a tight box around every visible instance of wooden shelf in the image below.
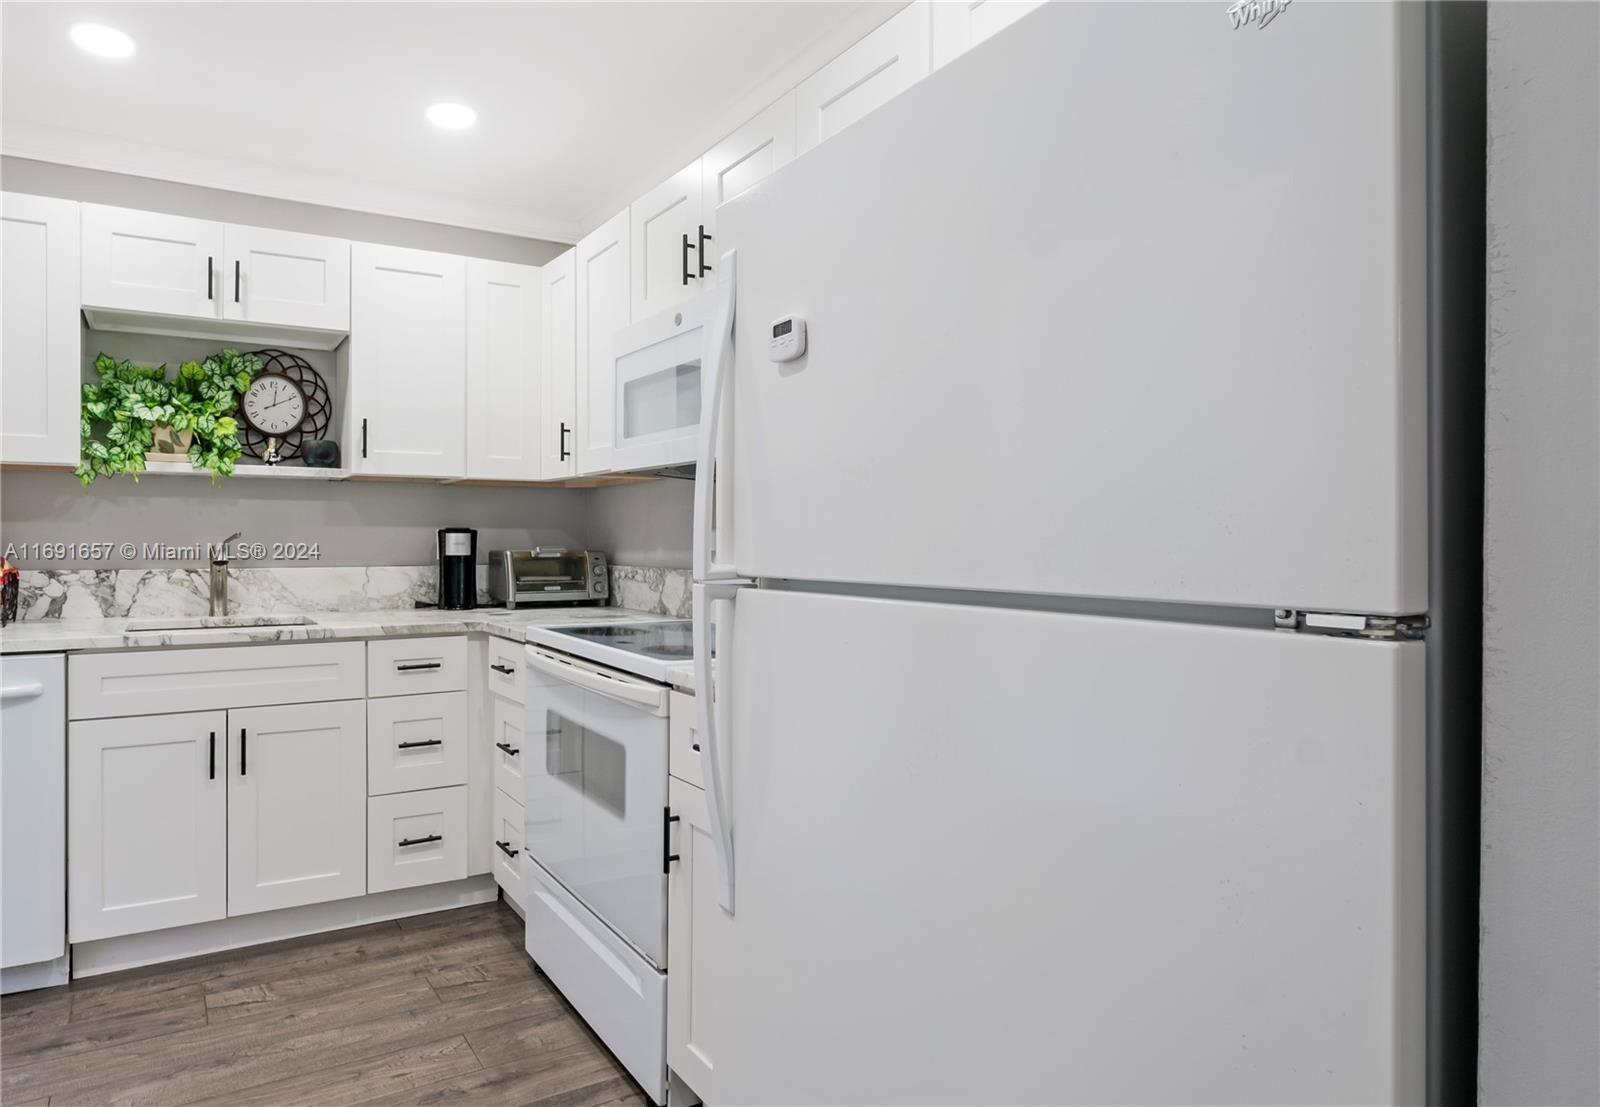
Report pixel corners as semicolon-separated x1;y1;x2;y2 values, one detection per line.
139;461;350;480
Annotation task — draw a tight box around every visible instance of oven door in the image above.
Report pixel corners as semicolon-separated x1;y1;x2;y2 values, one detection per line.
523;646;670;967
610;292;714;473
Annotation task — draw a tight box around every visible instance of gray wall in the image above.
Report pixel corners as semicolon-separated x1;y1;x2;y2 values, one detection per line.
585;480;694;567
1479;5;1600;1105
0;157;569;266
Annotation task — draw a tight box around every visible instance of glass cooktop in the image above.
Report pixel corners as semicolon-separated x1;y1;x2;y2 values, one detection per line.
546;619;694;660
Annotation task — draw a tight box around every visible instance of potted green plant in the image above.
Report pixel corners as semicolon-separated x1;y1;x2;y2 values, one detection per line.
76;349;261;486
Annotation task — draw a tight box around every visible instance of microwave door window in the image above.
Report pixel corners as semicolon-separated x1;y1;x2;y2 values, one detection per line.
623;359;701;443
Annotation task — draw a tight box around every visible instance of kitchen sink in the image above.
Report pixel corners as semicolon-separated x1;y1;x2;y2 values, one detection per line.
123;615;316;632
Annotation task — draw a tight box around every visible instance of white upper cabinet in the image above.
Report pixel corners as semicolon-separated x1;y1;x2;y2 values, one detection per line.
466;258;543;480
931;0;1045;68
702;94;797;219
223;224;350;333
81;203;224;319
796;1;931;155
1;192;80;466
68;711;228;943
350;243;467;478
628;158;708;320
575;210;630;476
227;700;367;917
540;248;577;479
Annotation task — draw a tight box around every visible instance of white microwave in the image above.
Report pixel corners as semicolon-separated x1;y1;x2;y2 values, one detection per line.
608;291;716;472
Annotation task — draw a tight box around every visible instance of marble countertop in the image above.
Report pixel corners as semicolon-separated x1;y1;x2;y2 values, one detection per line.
1;606;655;655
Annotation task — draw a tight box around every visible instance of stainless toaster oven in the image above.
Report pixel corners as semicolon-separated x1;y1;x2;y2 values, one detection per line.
485;548;608;608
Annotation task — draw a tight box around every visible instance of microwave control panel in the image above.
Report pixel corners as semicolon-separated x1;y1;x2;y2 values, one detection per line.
770;315;806;362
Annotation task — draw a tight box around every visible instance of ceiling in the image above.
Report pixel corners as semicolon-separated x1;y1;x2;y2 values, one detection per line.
0;2;883;242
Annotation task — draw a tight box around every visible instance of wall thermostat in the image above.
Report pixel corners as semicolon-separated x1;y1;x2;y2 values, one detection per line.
769;315;806;362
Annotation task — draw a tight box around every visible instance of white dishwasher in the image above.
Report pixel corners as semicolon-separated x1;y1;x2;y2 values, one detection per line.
1;653;68;992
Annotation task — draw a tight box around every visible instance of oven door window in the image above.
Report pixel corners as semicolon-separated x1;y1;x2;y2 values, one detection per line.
546;712;626;819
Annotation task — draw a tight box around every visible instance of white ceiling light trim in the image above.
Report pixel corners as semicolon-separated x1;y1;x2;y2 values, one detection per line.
425;102;477;130
69;23;136;59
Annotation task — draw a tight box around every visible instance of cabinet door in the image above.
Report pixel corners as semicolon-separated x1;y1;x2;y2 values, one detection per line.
931;0;1045;68
795;1;931;155
667;776;720;1099
540;248;577;479
223;224;350;332
1;654;65;968
80;203;224;318
1;193;80;466
702;95;797;219
490;693;526;801
68;711;228;942
628;159;707;321
574;210;630;476
228;700;367;916
466;259;543;480
491;784;526;908
350;243;467;477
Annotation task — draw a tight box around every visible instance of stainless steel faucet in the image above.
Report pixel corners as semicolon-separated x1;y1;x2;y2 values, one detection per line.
209;532;241;617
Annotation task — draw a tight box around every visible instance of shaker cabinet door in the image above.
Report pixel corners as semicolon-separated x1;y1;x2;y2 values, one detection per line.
575;210;630;476
68;711;228;942
628;159;706;321
1;192;80;465
350;243;467;478
466;258;543;479
80;203;224;319
224;224;351;333
540;248;577;479
795;1;931;154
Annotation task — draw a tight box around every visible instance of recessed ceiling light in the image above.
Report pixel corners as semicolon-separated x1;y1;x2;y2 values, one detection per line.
426;103;477;131
69;23;136;59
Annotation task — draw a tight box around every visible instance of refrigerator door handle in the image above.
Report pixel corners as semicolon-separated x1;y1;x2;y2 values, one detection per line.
693;580;743;913
693;249;738;582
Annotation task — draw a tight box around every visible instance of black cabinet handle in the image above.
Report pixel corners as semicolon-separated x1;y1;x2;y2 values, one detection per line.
663;807;681;873
361;417;368;459
207;257;214;300
398;834;442;847
559;422;571;461
681;232;693;286
240;728;247;776
395;661;441;672
495;840;520;859
490;663;515;676
397;739;443;749
697;224;713;278
234;259;241;303
209;731;216;780
495;741;520;756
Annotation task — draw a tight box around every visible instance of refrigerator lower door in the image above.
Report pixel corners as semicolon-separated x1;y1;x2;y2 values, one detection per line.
682;589;1424;1106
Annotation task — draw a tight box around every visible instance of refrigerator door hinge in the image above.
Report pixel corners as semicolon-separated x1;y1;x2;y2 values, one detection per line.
1273;610;1429;640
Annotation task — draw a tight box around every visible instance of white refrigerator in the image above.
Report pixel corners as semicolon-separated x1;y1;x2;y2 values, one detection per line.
687;3;1435;1103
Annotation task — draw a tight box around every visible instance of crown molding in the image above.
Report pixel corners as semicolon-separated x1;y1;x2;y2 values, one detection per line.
1;120;582;244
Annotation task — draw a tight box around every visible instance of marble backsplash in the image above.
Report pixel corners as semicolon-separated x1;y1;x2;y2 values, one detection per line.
11;564;692;622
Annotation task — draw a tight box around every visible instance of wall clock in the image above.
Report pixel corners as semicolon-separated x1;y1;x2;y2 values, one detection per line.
240;349;331;462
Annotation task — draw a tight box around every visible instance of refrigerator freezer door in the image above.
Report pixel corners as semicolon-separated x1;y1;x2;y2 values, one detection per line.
682;588;1424;1105
719;1;1427;615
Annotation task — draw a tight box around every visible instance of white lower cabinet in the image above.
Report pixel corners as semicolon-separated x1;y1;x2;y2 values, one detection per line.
368;785;469;893
68;711;229;942
490;693;526;799
491;785;526;907
666;775;719;1100
228;700;367;916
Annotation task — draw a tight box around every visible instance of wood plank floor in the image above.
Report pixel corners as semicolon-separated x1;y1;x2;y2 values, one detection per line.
0;901;648;1107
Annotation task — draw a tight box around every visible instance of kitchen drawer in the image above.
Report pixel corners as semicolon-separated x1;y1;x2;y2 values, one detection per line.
668;690;703;790
490;693;526;800
485;638;526;704
491;785;526;907
368;691;468;796
367;636;467;697
69;642;364;720
367;785;468;893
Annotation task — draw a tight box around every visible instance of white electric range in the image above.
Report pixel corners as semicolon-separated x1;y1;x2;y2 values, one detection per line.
519;618;692;1106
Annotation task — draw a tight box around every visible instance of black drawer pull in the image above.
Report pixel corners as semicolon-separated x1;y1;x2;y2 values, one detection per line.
395;661;442;672
397;739;443;749
240;728;247;776
490;663;515;675
495;840;520;859
495;741;520;756
663;807;681;874
209;731;216;780
398;834;442;847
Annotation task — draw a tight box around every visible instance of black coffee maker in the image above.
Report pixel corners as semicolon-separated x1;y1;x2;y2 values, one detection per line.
437;527;477;610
